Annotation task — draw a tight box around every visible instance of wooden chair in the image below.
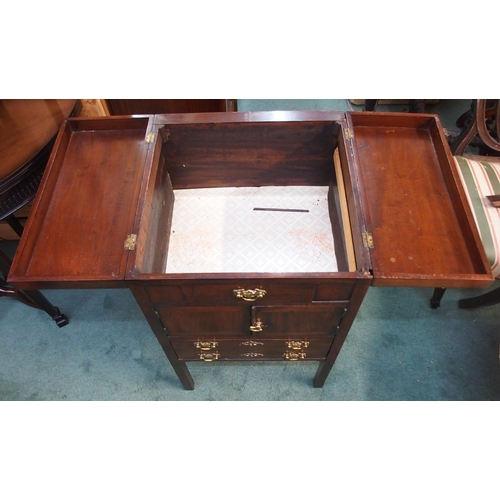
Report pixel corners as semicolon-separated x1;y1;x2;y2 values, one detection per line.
430;99;500;309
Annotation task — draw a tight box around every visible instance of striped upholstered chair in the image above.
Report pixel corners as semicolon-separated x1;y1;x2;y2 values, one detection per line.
431;100;500;308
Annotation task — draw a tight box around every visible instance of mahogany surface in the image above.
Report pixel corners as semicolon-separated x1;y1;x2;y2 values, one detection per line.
7;110;493;389
346;112;491;288
161;121;337;189
10;117;156;287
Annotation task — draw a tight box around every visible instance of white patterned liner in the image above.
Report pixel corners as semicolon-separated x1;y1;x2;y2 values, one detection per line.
165;186;338;274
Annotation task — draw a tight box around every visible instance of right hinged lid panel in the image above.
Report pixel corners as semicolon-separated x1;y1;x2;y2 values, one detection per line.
343;111;493;288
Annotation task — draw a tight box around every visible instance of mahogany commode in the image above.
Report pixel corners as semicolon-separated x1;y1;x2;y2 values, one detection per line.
8;111;493;390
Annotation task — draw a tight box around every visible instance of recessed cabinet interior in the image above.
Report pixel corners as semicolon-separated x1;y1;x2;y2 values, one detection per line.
9;111;493;390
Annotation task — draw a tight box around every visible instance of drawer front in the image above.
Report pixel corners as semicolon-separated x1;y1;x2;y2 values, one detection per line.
250;304;347;337
157;303;347;338
156;306;249;337
171;338;333;361
192;284;313;305
145;281;356;306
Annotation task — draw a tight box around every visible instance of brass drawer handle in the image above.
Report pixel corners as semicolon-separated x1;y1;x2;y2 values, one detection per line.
233;288;267;302
199;352;220;362
241;352;264;358
240;341;264;347
283;351;306;361
194;341;218;351
285;341;310;350
249;320;263;333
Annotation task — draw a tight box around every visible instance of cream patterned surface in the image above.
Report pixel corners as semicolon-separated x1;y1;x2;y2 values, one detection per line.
165;186;338;273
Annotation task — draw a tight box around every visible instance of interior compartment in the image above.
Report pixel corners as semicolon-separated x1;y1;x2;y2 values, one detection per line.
134;120;354;275
165;185;338;273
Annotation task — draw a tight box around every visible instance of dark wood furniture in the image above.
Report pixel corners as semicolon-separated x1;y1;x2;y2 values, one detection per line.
431;99;500;309
8;111;492;389
106;99;236;116
0;99;76;326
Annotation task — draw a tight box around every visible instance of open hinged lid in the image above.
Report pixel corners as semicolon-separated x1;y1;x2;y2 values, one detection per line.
9;116;159;288
340;111;493;288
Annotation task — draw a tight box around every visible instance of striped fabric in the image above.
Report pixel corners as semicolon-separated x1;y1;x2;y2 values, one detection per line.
455;155;500;278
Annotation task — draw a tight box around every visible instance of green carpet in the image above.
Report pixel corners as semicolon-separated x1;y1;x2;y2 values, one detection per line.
1;99;499;401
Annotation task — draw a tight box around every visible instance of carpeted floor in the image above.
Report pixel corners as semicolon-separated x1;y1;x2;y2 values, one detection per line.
1;99;499;401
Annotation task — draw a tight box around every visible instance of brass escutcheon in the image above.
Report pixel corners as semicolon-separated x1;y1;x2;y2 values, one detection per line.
194;341;218;351
283;351;306;361
241;352;264;358
240;341;264;347
249;320;263;333
285;341;310;350
233;288;267;302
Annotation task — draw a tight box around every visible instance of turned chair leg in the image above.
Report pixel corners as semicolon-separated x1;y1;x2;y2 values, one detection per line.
430;287;446;308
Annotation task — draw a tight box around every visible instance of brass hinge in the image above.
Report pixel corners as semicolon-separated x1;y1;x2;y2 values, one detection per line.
145;132;156;143
124;233;137;251
344;127;354;140
362;231;374;249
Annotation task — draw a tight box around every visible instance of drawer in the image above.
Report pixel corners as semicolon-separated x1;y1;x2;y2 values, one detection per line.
146;285;186;305
250;303;347;337
157;303;348;338
146;283;312;305
145;281;356;306
155;305;249;337
170;338;333;361
192;283;313;305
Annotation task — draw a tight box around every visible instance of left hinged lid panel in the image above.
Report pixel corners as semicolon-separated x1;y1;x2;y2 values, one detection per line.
9;115;158;288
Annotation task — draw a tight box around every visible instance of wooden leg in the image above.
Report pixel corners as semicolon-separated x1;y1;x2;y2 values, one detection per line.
364;99;378;111
409;99;426;113
168;358;194;390
314;282;370;388
130;285;195;390
0;249;69;327
150;334;194;390
458;286;500;309
314;361;334;388
0;281;69;327
430;287;446;308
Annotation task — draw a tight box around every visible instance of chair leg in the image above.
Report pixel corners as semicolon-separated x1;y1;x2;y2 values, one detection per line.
5;214;25;238
430;287;446;308
409;99;426;113
458;286;500;309
364;99;378;111
0;248;69;327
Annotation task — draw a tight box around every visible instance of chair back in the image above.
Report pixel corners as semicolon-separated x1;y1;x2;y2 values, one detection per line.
452;99;500;155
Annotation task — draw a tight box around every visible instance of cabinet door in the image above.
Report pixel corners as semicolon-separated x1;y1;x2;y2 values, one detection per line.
250;304;347;338
156;305;249;336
